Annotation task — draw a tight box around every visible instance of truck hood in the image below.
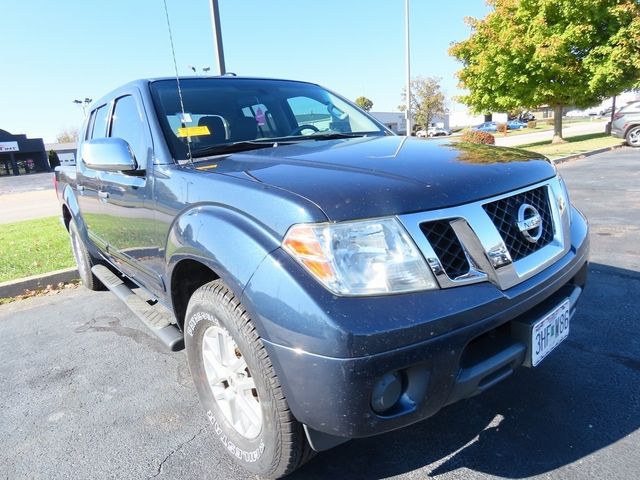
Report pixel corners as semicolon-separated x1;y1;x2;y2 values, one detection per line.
199;136;556;221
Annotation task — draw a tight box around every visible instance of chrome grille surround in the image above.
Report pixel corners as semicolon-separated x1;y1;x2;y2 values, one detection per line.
397;178;571;291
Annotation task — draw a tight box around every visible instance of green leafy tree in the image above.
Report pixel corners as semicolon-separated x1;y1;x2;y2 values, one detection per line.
399;76;446;132
355;96;373;111
449;0;640;143
48;150;60;169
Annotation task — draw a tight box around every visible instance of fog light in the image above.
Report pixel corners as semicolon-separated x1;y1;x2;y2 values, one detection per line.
371;371;402;414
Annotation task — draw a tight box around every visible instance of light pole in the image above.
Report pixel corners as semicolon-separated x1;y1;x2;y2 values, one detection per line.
404;0;412;136
209;0;226;75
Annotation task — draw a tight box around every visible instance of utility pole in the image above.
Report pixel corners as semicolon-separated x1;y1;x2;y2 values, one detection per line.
209;0;226;75
609;95;617;132
404;0;412;136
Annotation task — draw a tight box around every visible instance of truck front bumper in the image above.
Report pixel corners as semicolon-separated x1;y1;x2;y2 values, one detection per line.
241;207;589;441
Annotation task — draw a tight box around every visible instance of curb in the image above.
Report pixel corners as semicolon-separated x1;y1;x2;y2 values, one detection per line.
552;143;626;164
0;267;79;299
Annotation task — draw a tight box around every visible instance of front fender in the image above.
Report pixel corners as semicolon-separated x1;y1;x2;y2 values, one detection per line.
165;205;282;300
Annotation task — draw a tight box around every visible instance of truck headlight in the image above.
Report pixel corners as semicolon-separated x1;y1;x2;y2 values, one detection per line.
282;217;438;296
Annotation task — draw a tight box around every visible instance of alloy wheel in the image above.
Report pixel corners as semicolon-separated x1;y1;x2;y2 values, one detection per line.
201;325;263;439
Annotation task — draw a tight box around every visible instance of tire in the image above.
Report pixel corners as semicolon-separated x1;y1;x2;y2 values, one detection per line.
68;219;104;291
625;125;640;147
184;280;314;478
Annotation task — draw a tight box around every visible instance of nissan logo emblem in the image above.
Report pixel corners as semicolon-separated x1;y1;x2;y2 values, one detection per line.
516;204;543;243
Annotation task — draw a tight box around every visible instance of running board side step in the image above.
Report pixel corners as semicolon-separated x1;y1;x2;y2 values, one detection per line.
91;265;184;351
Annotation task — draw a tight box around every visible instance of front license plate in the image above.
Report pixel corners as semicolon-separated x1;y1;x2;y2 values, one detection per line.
531;298;571;367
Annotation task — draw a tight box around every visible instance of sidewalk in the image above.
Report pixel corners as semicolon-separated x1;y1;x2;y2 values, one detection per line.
495;120;607;147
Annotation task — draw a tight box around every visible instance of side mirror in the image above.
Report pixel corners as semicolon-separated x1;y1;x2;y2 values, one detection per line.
82;137;138;172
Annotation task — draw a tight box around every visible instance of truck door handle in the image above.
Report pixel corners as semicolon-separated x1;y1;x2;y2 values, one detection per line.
98;190;110;200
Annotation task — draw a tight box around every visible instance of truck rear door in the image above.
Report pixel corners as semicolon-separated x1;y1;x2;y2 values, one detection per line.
77;103;111;253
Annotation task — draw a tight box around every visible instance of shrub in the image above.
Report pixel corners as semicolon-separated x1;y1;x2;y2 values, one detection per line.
497;123;508;134
527;120;537;128
460;130;495;145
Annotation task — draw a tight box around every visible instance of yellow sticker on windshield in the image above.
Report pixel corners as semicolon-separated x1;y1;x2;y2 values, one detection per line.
177;125;210;137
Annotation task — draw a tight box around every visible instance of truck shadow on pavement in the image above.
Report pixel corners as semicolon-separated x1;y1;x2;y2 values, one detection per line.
289;263;640;479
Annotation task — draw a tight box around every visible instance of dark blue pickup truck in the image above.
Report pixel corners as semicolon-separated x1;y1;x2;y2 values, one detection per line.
55;76;589;478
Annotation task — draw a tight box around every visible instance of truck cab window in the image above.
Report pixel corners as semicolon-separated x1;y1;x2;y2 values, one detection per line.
91;104;110;139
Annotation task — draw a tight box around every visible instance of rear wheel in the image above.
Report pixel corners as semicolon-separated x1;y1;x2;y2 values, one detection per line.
184;280;313;478
625;126;640;147
68;219;104;291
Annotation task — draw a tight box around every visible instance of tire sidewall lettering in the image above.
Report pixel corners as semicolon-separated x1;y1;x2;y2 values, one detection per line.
206;410;265;463
187;310;217;337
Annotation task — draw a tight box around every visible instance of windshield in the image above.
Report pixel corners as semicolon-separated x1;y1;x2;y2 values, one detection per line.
150;78;388;159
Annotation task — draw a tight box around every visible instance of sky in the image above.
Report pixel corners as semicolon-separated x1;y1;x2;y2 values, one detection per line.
0;0;490;143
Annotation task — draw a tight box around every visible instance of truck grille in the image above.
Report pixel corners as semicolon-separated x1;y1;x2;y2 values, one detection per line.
420;220;470;279
398;178;569;291
483;186;554;261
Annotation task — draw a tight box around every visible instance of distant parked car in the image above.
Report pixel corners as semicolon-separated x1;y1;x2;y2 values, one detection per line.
427;127;451;137
518;112;536;122
567;108;600;117
506;120;527;130
611;100;640;147
416;127;451;138
471;122;498;132
599;106;613;117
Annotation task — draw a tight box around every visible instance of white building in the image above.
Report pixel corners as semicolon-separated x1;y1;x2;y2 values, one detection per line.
370;112;449;135
370;112;407;134
599;91;640;111
448;110;508;129
45;142;77;166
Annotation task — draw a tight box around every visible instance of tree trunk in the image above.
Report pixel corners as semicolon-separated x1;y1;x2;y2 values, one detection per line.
552;105;565;144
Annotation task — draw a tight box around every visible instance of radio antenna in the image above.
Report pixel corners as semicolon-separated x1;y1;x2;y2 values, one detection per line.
162;0;193;163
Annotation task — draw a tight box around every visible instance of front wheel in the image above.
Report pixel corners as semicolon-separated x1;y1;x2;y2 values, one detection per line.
184;280;313;478
625;126;640;147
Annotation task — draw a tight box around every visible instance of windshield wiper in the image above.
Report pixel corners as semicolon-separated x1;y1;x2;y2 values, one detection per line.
306;132;369;141
189;132;373;159
190;140;291;159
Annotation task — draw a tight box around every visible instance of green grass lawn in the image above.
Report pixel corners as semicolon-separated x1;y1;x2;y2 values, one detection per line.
0;217;75;283
516;132;623;159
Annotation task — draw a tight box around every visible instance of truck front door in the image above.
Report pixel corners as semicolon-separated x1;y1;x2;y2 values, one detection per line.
93;92;164;295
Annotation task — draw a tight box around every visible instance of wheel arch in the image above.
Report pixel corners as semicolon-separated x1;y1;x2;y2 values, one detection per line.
166;204;281;330
624;123;640;137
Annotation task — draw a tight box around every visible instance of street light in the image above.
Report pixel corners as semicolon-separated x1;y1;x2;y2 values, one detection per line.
187;65;212;75
208;0;226;75
72;98;92;116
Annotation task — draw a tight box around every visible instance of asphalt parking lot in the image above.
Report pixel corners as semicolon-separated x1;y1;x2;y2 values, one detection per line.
0;172;58;224
1;148;639;479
